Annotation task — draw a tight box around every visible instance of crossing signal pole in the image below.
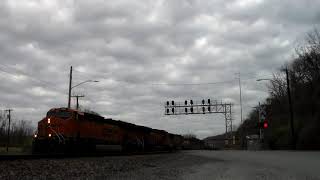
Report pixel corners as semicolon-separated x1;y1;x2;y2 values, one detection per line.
164;99;233;142
5;109;13;152
258;103;270;140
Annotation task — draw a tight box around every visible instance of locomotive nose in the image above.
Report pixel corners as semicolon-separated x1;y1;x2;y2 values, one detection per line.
38;117;59;138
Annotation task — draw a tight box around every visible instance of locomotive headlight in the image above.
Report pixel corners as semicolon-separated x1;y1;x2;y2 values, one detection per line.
48;133;52;138
34;134;37;138
48;118;51;124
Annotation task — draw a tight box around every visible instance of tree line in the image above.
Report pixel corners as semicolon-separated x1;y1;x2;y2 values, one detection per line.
0;111;33;148
238;28;320;150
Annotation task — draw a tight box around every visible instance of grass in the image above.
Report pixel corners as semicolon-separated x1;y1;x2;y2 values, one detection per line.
0;137;33;155
0;147;29;155
0;143;32;155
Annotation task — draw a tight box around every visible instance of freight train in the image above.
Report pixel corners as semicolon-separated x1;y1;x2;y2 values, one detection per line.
32;107;184;153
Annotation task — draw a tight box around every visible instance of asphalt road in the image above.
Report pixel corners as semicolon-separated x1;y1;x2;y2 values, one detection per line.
0;150;319;179
183;150;320;180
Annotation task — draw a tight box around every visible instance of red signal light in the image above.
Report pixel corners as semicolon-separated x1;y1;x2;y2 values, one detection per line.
263;121;268;129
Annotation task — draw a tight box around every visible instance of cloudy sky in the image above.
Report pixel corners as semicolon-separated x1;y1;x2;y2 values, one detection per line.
0;0;319;138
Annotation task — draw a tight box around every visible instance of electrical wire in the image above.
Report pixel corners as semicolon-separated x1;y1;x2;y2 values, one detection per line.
0;65;65;94
150;80;237;86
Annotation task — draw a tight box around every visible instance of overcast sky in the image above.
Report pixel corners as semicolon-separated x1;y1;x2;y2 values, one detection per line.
0;0;319;139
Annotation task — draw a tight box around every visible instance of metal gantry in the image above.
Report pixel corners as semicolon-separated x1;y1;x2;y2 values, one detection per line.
164;99;233;140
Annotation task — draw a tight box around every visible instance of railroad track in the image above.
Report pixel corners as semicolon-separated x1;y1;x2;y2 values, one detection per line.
0;151;176;161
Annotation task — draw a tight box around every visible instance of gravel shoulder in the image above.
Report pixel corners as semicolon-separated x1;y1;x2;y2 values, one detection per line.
0;151;212;180
1;150;319;180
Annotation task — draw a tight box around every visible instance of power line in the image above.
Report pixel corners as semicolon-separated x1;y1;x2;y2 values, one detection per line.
0;64;56;86
0;63;264;92
71;67;262;87
0;65;65;94
97;74;260;87
150;80;237;86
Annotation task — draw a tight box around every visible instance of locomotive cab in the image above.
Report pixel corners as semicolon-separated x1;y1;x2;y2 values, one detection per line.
35;108;73;138
32;108;76;153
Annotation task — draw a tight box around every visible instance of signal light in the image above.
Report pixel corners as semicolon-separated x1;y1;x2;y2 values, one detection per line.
208;99;211;104
166;101;169;106
190;100;193;105
190;107;193;113
166;109;169;114
202;99;205;104
185;108;187;113
47;118;51;124
258;121;269;129
263;121;268;129
208;106;211;111
185;100;187;105
172;108;174;113
34;134;37;138
171;101;174;105
202;107;205;113
48;133;52;138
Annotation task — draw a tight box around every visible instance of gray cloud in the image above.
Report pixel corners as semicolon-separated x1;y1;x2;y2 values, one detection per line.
0;0;319;139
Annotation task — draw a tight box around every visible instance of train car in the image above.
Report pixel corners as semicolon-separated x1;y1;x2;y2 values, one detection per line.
169;133;184;150
32;107;183;153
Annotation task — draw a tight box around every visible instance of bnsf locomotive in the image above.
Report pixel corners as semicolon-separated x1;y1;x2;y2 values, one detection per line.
32;107;183;153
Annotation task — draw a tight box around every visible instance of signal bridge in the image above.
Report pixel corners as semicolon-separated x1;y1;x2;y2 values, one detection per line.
164;99;233;141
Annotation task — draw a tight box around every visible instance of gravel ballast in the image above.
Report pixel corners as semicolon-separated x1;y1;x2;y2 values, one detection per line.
0;152;211;180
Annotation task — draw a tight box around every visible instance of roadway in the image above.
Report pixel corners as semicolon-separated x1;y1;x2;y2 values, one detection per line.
182;150;320;179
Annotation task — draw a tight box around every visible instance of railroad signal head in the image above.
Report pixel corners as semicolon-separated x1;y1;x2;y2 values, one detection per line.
190;107;193;113
166;108;169;114
258;121;269;129
202;106;205;113
208;99;211;104
166;101;169;106
202;99;205;104
263;121;268;129
185;108;188;113
259;105;267;121
190;100;193;105
208;106;211;112
185;100;187;105
171;101;175;105
172;108;175;113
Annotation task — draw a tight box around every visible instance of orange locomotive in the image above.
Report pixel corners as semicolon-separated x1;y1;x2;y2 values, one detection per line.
32;107;183;153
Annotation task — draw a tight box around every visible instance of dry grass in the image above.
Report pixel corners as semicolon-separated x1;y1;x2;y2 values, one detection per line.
0;146;30;155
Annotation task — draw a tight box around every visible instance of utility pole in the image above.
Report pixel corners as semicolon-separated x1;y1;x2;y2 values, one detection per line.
5;109;13;152
238;73;243;124
71;95;85;110
258;102;262;140
286;67;295;149
68;66;72;109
